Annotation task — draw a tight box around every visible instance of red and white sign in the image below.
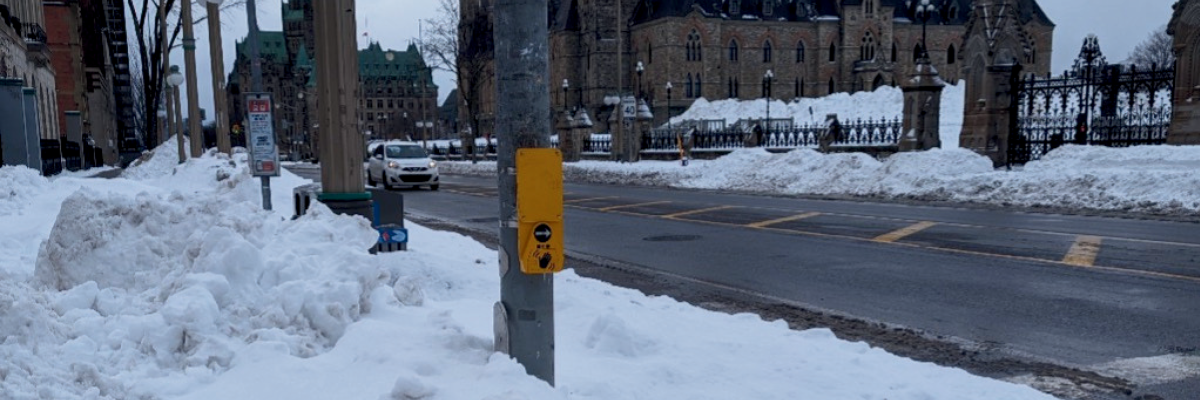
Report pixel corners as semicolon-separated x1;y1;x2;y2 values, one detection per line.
245;93;280;177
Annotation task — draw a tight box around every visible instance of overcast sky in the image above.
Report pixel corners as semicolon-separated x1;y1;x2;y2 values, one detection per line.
178;0;1180;123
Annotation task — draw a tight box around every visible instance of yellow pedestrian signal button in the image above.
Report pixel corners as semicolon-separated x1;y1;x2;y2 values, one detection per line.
517;149;564;274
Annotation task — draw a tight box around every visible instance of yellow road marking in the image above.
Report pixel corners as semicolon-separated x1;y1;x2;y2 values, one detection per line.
662;205;737;219
1063;236;1103;267
747;212;821;228
598;201;672;212
874;221;939;243
564;196;617;204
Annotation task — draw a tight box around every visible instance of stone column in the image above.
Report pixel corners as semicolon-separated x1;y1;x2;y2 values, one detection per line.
633;98;652;162
959;64;1021;167
571;108;593;161
556;108;575;160
900;60;945;152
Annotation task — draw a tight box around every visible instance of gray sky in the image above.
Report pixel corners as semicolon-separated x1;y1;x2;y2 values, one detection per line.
179;0;1180;123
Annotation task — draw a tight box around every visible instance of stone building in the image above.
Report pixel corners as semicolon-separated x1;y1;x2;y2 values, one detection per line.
0;0;59;141
43;0;122;165
226;0;437;159
1169;0;1200;144
460;0;1052;137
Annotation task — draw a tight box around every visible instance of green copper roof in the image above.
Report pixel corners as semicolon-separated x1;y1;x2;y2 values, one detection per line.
357;42;437;90
296;45;313;70
235;31;289;63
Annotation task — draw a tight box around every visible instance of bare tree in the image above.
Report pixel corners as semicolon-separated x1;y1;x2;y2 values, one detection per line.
418;0;459;77
1127;25;1176;70
126;0;244;145
455;4;494;162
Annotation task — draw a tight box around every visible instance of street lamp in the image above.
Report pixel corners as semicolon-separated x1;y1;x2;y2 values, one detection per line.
636;61;645;99
910;0;937;61
763;69;774;143
205;0;231;154
167;65;185;162
665;81;672;133
562;79;569;111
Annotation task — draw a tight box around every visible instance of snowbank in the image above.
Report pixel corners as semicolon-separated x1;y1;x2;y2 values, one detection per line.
442;145;1200;215
0;125;1058;399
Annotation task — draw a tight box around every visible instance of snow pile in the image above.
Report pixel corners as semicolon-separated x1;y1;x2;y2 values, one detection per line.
120;135;186;181
0;129;1058;399
443;145;1200;215
671;82;966;149
0;166;51;216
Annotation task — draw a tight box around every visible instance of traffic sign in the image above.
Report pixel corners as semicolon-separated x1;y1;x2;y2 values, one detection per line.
245;93;280;177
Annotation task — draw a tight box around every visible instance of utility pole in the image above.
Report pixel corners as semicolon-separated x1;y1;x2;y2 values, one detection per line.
613;0;624;162
495;0;557;386
182;0;203;158
313;0;372;216
206;0;231;154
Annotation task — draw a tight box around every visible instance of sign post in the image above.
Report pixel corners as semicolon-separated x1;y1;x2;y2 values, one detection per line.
246;93;280;210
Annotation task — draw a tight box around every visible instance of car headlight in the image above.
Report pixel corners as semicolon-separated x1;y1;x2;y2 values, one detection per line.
428;161;437;168
387;161;399;169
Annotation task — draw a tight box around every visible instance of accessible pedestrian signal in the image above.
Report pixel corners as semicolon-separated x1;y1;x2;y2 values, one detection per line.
516;148;564;274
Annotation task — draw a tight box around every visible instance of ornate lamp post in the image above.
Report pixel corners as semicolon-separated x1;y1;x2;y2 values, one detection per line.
636;61;645;99
665;81;672;133
763;69;774;143
205;0;230;154
911;0;937;61
562;79;569;111
167;66;186;162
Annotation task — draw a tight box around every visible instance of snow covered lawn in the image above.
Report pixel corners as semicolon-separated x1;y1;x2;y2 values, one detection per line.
0;141;1063;399
443;145;1200;216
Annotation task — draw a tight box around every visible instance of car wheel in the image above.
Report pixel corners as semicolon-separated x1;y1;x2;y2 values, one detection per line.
383;173;393;190
430;184;439;191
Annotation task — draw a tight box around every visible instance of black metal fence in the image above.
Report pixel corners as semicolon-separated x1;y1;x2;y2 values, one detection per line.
641;117;903;152
1011;36;1174;164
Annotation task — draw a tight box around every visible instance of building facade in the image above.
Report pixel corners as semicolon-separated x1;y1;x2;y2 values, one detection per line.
1169;0;1200;144
462;0;1053;135
0;0;59;141
226;0;437;160
44;0;122;165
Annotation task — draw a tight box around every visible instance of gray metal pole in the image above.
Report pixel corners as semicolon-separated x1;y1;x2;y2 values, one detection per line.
246;0;271;210
494;0;554;386
182;0;204;158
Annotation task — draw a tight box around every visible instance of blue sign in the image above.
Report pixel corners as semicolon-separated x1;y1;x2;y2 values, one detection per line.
377;227;408;244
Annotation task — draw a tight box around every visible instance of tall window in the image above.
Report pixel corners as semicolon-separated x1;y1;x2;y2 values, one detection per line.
763;0;774;16
686;74;694;98
728;77;740;98
796;41;806;63
860;32;876;61
763;40;773;63
829;42;836;62
947;44;956;64
729;39;739;62
828;78;835;94
695;74;703;98
1029;41;1037;64
864;0;874;15
687;30;703;62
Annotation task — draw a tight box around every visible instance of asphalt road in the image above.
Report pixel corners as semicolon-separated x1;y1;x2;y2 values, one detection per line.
287;165;1200;399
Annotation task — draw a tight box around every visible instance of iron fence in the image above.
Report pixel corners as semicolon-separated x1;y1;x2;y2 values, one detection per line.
1011;36;1174;164
642;117;902;152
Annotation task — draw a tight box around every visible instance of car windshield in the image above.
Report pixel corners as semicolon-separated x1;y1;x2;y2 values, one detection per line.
386;145;427;159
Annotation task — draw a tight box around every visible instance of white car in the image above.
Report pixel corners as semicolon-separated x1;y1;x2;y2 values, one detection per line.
367;141;440;190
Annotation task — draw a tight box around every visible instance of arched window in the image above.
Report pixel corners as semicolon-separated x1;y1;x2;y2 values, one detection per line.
947;44;956;64
686;74;694;98
729;39;739;62
829;42;836;62
828;78;836;95
696;74;702;97
796;41;806;63
914;44;923;62
763;40;773;63
687;30;702;62
860;32;876;61
864;0;874;15
892;42;898;62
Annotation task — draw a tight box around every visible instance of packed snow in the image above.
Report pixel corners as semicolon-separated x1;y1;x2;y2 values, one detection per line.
0;139;1058;399
441;145;1200;216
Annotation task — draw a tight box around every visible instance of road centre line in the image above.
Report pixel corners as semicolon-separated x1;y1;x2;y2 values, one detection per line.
598;201;672;212
747;212;822;228
564;196;617;204
1063;236;1104;267
662;205;738;219
874;221;939;243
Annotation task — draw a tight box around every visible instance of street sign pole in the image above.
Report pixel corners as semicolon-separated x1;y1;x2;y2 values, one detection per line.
495;0;556;386
246;93;281;211
246;0;271;210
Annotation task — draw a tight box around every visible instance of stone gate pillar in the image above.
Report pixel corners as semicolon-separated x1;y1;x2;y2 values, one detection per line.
900;60;945;152
556;108;575;160
960;64;1021;167
1168;0;1200;144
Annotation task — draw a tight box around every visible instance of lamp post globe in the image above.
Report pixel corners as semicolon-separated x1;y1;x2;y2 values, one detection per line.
167;65;184;87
